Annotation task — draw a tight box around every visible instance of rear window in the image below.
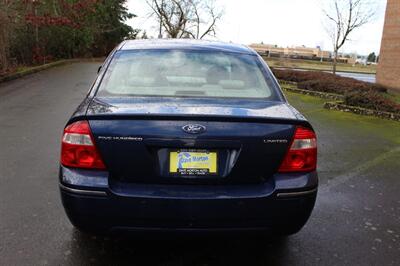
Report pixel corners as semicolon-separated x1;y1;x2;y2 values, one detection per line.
97;50;280;100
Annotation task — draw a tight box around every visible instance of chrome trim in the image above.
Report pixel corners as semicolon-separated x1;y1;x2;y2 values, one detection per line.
182;124;206;134
59;183;107;196
276;188;318;198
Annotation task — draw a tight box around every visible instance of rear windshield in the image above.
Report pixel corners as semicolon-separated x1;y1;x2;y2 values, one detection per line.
97;50;280;100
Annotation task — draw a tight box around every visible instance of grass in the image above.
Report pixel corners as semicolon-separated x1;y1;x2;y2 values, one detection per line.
286;89;400;193
0;60;72;82
14;66;30;72
285;91;400;144
280;83;298;90
263;57;376;74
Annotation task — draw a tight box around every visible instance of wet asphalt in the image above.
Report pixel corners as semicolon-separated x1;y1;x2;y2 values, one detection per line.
335;72;376;83
0;62;399;266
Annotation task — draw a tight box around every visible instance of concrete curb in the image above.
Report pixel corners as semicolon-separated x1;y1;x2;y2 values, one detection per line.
278;80;298;86
282;86;344;101
270;65;376;75
280;80;399;122
324;101;400;122
0;58;104;84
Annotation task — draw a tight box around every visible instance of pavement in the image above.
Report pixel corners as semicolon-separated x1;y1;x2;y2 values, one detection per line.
335;72;376;83
0;62;399;266
275;67;376;83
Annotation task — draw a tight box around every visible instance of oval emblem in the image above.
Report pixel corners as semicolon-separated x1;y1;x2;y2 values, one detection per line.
182;124;206;134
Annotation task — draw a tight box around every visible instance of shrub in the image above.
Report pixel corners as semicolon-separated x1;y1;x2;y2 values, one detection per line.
272;69;388;94
272;69;334;83
273;68;400;114
344;91;400;114
297;79;388;95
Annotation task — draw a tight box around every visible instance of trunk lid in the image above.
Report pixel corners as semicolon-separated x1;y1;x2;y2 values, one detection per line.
86;97;306;184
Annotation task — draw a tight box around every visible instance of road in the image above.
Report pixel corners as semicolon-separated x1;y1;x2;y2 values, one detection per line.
275;67;376;83
1;62;399;266
336;71;376;83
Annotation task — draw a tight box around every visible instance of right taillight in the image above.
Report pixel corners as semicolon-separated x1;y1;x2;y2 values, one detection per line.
61;120;106;170
278;126;317;173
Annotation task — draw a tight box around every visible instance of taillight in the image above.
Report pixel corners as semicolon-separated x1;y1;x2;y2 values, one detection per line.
61;120;106;169
278;126;317;173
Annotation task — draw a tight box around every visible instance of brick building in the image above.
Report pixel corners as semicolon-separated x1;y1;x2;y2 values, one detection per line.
377;0;400;91
249;44;331;59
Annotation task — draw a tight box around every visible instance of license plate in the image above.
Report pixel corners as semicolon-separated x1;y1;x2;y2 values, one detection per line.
169;150;217;175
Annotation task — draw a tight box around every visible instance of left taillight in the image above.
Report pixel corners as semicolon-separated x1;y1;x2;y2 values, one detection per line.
278;126;317;173
61;120;106;170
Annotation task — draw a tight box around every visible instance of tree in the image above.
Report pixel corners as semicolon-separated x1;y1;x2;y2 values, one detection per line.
139;30;149;39
89;0;137;55
24;0;100;62
367;52;376;62
147;0;223;39
0;0;138;73
323;0;375;74
0;1;22;71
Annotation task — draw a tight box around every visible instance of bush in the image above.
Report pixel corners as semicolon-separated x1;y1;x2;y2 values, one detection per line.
272;69;388;94
272;69;334;83
297;79;388;95
273;68;400;114
344;91;400;114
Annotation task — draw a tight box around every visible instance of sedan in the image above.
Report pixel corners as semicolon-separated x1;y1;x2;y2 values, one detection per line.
59;39;318;235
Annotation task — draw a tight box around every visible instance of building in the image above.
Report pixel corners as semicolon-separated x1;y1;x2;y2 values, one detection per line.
249;43;331;60
337;56;357;65
377;0;400;91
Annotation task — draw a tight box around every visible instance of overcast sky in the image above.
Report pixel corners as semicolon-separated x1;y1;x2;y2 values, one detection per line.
126;0;387;56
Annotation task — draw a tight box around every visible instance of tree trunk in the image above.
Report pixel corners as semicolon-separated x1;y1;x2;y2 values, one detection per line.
158;19;163;38
0;25;9;72
333;49;338;75
0;2;10;72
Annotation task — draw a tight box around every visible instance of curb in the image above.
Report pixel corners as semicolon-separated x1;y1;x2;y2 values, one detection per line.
324;101;400;122
280;80;399;122
282;86;344;101
0;58;104;84
278;80;298;86
269;65;376;75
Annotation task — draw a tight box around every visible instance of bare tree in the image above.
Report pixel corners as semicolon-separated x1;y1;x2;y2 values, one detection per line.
147;0;222;39
323;0;375;74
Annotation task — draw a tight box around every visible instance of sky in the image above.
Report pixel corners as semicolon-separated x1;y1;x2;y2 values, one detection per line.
126;0;387;56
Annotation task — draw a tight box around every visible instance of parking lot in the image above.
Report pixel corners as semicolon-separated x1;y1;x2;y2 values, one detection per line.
1;62;399;265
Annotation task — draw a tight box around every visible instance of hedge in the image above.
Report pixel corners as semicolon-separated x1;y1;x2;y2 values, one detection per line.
273;68;400;115
344;91;400;114
272;69;387;94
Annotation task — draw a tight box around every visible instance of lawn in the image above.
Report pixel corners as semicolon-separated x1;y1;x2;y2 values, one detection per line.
263;57;376;74
285;90;400;184
285;91;400;144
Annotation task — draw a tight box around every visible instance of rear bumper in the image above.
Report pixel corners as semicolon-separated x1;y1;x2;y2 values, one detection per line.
59;168;318;234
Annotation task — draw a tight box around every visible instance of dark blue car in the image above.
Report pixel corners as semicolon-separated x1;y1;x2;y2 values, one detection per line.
60;39;318;235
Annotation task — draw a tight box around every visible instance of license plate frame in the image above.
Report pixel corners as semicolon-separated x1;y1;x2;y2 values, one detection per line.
169;149;218;176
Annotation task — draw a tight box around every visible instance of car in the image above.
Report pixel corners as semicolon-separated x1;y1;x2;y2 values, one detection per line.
59;39;318;236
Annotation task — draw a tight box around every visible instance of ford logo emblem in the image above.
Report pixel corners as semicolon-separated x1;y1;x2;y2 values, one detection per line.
182;124;206;134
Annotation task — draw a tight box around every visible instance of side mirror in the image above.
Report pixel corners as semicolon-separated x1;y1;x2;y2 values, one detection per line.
97;66;102;74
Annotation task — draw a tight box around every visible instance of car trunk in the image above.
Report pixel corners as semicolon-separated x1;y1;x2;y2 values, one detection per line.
86;97;304;185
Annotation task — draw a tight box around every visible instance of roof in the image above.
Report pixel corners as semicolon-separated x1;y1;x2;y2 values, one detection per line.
119;39;255;55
